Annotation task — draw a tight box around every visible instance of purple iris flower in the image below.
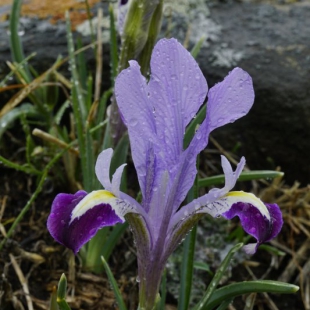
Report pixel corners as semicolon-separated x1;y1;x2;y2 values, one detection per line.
47;38;282;308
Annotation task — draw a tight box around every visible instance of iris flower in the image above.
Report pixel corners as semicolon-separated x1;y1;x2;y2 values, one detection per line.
47;38;282;309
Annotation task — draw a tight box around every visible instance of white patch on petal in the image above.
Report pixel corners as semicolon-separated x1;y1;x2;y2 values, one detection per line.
201;191;270;220
70;190;127;223
223;191;270;219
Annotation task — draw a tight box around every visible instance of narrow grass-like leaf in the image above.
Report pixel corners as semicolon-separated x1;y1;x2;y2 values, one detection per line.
49;287;58;310
85;227;109;273
215;298;233;310
9;0;31;81
183;105;206;149
55;100;70;125
0;53;36;88
95;89;112;143
193;262;212;275
198;170;284;188
57;274;67;300
101;223;129;260
259;244;286;256
0;103;38;138
76;37;88;92
109;4;118;84
190;36;206;59
193;243;244;310
57;274;72;310
66;12;94;191
101;256;127;310
110;133;129;179
203;281;299;310
0;155;41;175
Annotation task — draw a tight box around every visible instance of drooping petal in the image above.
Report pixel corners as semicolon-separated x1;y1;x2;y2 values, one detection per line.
222;201;283;254
47;190;131;254
148;38;207;165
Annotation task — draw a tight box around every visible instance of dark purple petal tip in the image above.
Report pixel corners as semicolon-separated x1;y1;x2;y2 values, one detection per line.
223;202;283;254
47;190;124;254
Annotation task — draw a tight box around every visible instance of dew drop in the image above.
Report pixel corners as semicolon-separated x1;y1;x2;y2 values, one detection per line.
129;118;138;127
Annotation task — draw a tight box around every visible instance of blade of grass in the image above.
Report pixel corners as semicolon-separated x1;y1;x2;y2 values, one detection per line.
57;274;72;310
66;11;94;191
198;170;284;188
0;52;36;88
204;281;299;310
9;0;31;81
109;4;118;85
101;256;127;310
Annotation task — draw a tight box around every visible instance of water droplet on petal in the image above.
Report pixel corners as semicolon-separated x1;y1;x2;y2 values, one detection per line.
129;118;138;127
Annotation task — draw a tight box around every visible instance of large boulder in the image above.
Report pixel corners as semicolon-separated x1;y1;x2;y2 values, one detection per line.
1;0;309;184
168;0;310;184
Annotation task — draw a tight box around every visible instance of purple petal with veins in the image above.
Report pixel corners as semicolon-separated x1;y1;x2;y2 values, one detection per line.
222;202;283;254
47;191;124;254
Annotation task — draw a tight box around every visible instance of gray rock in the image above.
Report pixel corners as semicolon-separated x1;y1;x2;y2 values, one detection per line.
196;1;310;185
1;0;310;184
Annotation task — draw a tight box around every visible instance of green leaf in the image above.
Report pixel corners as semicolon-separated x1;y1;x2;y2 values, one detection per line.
0;103;38;139
57;274;67;300
203;280;299;310
191;36;206;59
183;105;206;149
57;274;72;310
198;170;284;188
109;4;118;85
101;256;127;310
193;261;212;275
193;243;244;310
258;244;286;256
9;0;31;81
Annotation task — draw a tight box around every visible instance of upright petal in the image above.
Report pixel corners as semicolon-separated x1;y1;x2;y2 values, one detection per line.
95;149;113;191
47;190;133;254
115;60;158;200
207;67;254;131
172;68;254;212
148;38;207;164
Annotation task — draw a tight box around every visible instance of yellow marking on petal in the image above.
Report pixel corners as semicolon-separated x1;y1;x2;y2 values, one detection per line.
223;191;270;219
71;190;119;222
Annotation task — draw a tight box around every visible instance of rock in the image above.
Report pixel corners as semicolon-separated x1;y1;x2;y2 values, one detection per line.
1;0;310;184
168;0;310;184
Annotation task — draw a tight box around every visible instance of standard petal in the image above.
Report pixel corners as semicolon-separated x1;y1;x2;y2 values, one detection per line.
115;60;158;199
148;38;207;164
47;190;127;254
222;201;283;254
95;148;113;191
207;67;254;132
112;163;127;196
